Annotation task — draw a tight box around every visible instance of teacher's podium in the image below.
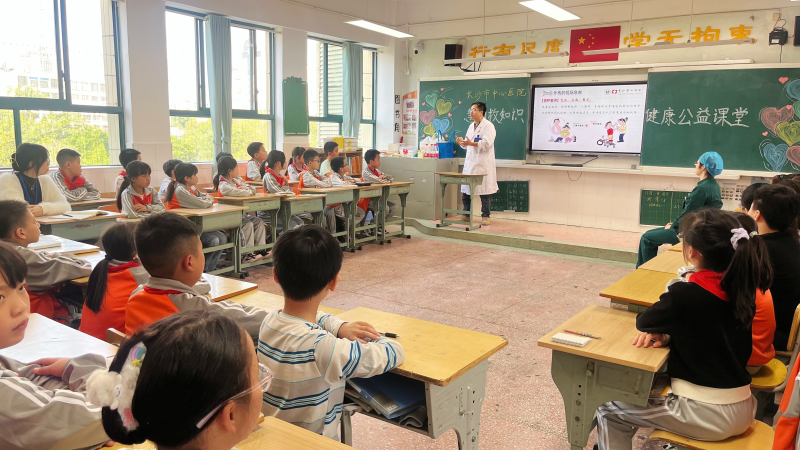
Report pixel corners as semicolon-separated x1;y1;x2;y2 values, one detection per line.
436;172;486;231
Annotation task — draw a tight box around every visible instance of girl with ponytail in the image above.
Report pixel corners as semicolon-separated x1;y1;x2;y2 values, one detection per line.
215;156;267;264
0;143;70;216
594;208;770;450
116;161;165;218
260;150;304;232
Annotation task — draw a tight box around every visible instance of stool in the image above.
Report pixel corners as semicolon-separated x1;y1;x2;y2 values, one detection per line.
751;358;788;420
648;420;773;449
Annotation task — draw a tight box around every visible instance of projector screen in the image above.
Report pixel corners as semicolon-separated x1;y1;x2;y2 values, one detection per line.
531;83;648;154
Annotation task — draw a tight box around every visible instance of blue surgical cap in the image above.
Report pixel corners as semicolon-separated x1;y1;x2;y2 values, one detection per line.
698;152;723;176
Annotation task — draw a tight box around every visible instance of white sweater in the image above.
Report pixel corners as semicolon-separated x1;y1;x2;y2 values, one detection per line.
0;172;71;216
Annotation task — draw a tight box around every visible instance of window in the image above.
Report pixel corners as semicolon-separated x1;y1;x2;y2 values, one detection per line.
360;49;377;149
0;0;124;167
166;9;274;162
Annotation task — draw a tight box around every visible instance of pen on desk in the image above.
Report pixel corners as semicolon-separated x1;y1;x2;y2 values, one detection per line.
380;332;400;339
62;214;73;217
563;329;601;339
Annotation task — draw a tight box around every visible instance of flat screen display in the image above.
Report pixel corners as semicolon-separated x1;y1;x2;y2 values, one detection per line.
531;83;648;154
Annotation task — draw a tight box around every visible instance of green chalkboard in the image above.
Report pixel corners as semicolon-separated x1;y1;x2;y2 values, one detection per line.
419;77;530;161
490;181;529;212
283;77;309;136
639;190;691;226
642;68;800;172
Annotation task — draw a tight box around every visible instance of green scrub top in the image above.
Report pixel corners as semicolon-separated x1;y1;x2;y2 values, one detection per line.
672;177;723;232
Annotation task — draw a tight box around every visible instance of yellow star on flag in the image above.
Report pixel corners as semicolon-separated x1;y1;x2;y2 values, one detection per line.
578;37;585;44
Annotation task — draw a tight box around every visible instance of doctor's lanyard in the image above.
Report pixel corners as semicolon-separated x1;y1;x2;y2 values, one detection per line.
18;173;40;205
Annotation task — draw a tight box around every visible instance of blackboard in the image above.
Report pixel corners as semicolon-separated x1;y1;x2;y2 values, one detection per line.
639;190;691;226
642;68;800;172
283;77;309;136
490;181;529;212
419;77;530;161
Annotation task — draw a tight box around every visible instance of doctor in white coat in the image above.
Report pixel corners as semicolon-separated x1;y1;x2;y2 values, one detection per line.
455;101;498;226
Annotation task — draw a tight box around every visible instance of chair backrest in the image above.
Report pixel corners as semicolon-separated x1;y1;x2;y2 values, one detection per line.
771;303;800;394
99;205;120;213
105;328;127;346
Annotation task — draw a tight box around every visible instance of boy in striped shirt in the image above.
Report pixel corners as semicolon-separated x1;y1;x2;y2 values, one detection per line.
50;149;101;202
258;226;404;439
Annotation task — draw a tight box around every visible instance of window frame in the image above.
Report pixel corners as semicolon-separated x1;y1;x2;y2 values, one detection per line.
0;0;126;165
360;49;377;149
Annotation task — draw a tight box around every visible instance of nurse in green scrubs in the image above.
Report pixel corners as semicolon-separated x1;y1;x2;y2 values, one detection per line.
636;151;724;267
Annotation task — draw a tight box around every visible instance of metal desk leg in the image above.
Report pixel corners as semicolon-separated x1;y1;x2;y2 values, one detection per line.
379;188;387;245
438;181;447;226
427;359;489;450
467;179;481;231
398;192;409;240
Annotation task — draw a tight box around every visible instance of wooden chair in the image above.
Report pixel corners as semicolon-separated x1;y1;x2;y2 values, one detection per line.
648;420;773;449
105;328;127;346
99;205;120;213
750;358;788;419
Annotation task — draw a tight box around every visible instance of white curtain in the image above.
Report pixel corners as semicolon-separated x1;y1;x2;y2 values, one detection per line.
342;42;363;139
205;15;232;160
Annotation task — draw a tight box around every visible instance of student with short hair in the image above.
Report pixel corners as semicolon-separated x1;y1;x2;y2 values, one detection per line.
0;200;91;322
0;143;70;216
214;156;267;263
158;159;182;197
116;161;165;219
739;183;766;214
748;184;800;350
319;141;339;178
330;156;365;227
245;142;267;182
258;226;404;438
362;149;396;231
125;213;267;338
287;146;305;181
114;148;142;194
299;149;336;233
49;148;101;202
260;150;304;232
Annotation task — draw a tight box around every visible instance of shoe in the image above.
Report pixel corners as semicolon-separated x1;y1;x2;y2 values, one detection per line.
242;255;255;264
251;253;264;261
481;217;491;226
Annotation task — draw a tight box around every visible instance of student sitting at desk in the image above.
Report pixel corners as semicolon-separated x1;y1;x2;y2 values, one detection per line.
215;156;266;263
0;143;70;217
158;158;182;197
125;213;267;338
595;209;768;450
117;161;165;219
0;242;111;450
114;148;142;195
245;142;268;182
300;149;337;234
636;152;723;268
0;200;91;322
260;150;304;232
330;156;366;228
287;146;305;181
362;149;396;233
319;141;339;178
49;148;101;203
258;226;404;439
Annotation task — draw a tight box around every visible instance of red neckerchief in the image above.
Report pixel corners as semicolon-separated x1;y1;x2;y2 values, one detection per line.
119;170;126;177
369;166;381;177
143;286;185;295
60;169;86;189
688;270;728;301
266;168;286;186
108;261;141;273
131;190;152;206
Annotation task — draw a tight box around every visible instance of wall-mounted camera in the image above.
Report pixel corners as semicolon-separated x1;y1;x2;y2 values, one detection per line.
413;42;424;55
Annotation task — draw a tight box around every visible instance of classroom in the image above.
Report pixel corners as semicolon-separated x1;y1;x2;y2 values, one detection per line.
5;0;800;449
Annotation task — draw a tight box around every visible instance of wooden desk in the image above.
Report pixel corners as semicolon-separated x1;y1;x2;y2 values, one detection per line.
336;307;507;449
279;194;326;233
69;198;116;211
204;274;257;301
538;305;670;450
169;204;248;276
638;250;686;275
669;242;682;252
32;237;99;256
38;211;125;242
69;251;106;285
435;172;485;231
230;289;344;315
599;270;674;313
0;313;118;362
379;181;413;243
300;186;357;250
216;193;284;272
350;185;384;251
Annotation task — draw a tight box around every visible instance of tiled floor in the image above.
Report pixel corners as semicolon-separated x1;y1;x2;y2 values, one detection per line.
244;230;669;450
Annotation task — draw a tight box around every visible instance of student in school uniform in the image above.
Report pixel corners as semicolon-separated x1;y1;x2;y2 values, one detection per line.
215;156;267;263
258;226;404;438
595;208;767;450
0;200;91;323
747;184;800;351
319;141;338;178
114;148;142;195
775;362;800;449
286;146;305;181
116;161;165;219
0;242;111;450
245;142;268;182
329;156;366;229
260;150;304;232
636;151;724;268
124;213;267;339
739;182;766;214
158;159;182;197
362;149;396;232
49;148;101;203
299;149;337;233
0;143;70;216
165;163;228;273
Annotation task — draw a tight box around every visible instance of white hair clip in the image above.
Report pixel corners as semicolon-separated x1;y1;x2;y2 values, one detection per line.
87;342;147;431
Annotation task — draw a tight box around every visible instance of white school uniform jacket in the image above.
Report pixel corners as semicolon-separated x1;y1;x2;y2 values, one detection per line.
262;171;294;195
287;163;302;181
158;177;172;197
49;171;101;203
258;311;404;438
362;166;393;184
330;172;356;186
119;186;165;219
219;176;257;197
301;170;333;188
10;243;92;293
0;353;109;450
167;184;214;209
247;160;263;182
0;173;71;216
459;118;499;196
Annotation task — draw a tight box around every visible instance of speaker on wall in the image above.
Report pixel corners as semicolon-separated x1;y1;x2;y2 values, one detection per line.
444;44;463;67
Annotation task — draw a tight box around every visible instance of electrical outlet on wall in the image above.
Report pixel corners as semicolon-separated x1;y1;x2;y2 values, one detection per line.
631;164;637;169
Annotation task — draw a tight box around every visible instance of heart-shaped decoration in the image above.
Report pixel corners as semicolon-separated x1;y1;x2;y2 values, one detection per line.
763;142;789;172
424;93;438;108
778;121;800;145
422;123;435;136
420;110;436;125
436;99;453;116
440;88;444;91
432;117;451;134
793;102;800;120
787;79;800;101
764;131;769;136
458;101;462;104
788;145;800;166
448;113;452;117
761;106;794;134
781;77;790;84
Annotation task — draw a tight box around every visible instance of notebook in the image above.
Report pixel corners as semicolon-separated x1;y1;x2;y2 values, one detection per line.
346;372;425;419
551;332;592;347
29;234;65;250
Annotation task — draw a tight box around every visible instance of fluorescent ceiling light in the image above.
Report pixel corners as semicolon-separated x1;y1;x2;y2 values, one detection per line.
443;52;569;65
519;0;579;21
583;38;756;55
346;20;413;38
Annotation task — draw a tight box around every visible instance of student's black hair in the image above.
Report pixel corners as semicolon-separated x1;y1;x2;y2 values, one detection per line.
116;161;152;211
681;208;772;325
99;311;251;446
162;159;182;178
364;149;380;164
215;152;233;163
214;156;238;191
471;101;486;114
119;148;141;170
273;225;342;301
619;117;627;123
740;183;766;211
55;148;81;167
246;142;264;158
323;141;339;156
84;222;138;314
771;174;796;184
0;200;32;240
302;149;319;166
291;146;306;162
752;184;800;234
165;163;199;203
775;177;800;196
330;156;347;174
135;212;200;277
0;241;27;288
11;143;49;174
260;150;287;177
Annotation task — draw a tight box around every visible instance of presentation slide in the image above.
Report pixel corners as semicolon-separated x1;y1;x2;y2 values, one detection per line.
531;84;648;154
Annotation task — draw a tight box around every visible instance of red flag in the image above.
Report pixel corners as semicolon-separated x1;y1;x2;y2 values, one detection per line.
569;26;621;64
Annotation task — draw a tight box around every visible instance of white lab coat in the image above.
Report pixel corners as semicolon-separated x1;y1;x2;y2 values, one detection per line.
459;118;499;196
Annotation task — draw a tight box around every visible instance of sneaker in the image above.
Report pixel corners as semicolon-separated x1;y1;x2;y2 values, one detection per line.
242;254;255;264
481;217;491;226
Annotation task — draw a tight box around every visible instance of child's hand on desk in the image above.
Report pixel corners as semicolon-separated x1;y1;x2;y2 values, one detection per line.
29;205;44;216
132;204;148;212
632;332;669;348
338;321;380;344
30;357;71;377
